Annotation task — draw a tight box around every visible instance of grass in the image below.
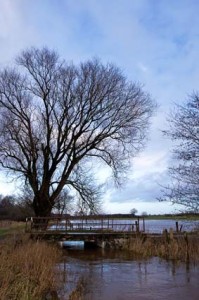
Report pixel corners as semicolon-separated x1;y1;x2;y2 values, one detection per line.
0;239;61;300
0;221;25;238
122;232;199;263
0;219;198;300
145;215;199;220
68;278;85;300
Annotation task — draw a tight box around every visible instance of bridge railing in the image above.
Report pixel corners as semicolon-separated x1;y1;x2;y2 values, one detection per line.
26;215;145;233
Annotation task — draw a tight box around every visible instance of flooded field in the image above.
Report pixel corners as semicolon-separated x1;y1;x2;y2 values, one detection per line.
59;247;199;300
49;217;198;234
143;219;198;233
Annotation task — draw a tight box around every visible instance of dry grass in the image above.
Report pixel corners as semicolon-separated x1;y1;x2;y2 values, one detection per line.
123;232;199;263
0;239;61;300
68;278;85;300
155;234;199;262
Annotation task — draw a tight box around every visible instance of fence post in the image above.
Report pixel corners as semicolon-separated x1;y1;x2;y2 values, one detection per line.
135;221;139;233
143;217;145;232
175;221;179;232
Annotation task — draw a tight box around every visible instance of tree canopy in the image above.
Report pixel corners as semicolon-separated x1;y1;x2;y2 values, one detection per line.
0;47;155;217
162;93;199;213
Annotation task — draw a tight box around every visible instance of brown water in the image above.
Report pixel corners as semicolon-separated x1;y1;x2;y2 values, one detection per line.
59;246;199;300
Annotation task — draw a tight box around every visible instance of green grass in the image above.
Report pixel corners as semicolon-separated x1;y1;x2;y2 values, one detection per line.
144;214;199;220
0;228;11;236
0;221;26;238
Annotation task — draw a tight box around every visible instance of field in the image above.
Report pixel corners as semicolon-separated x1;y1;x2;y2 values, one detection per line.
144;213;199;220
0;221;26;238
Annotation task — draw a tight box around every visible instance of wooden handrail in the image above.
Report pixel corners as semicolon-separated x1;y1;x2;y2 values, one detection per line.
25;215;145;233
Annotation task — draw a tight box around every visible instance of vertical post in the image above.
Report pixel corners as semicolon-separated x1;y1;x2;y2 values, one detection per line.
25;218;28;232
176;221;179;232
56;218;58;231
101;217;103;230
143;217;145;232
30;217;33;231
135;221;139;233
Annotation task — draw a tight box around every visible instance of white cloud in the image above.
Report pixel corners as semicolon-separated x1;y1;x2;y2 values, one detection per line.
103;199;180;215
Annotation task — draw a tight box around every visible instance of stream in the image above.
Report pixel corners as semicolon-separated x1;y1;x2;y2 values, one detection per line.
58;245;199;300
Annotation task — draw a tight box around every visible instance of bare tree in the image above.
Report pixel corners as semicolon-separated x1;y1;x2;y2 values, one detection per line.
141;211;147;216
0;47;155;217
130;208;138;215
53;188;73;216
161;93;199;212
0;194;34;220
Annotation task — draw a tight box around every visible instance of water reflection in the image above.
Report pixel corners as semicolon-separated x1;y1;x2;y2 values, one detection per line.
60;240;84;249
58;247;199;300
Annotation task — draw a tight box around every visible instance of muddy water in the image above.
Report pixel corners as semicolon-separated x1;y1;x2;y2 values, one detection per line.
59;246;199;300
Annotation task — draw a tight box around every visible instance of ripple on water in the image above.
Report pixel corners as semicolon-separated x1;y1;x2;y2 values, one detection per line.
58;248;199;300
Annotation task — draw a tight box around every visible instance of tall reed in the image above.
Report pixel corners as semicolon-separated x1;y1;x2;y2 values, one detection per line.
0;239;61;300
68;277;85;300
124;233;199;263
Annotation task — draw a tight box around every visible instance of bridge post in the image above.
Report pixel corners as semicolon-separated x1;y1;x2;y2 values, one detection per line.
143;217;145;232
135;221;139;232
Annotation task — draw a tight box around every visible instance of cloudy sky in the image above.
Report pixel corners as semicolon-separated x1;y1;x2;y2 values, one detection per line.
0;0;198;214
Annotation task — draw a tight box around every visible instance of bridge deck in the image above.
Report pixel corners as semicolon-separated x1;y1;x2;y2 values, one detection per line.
26;215;145;240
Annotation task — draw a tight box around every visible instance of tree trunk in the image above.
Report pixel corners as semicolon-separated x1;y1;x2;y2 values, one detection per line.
32;194;53;230
33;194;53;217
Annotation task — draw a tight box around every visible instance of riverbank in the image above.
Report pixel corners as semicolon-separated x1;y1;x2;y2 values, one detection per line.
0;238;61;299
100;231;199;263
130;233;199;262
0;221;62;299
0;220;198;299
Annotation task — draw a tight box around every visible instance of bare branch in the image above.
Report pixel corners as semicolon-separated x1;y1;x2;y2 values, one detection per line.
161;93;199;212
0;47;155;216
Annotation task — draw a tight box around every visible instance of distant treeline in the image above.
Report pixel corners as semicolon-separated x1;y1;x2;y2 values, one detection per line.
144;213;199;220
0;195;34;221
147;213;199;217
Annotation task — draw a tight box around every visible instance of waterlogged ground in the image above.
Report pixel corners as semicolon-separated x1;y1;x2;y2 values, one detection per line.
59;246;199;300
143;219;198;233
51;218;198;233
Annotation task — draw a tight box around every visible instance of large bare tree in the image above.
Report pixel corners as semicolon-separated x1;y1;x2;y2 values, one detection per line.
0;47;155;217
162;94;199;212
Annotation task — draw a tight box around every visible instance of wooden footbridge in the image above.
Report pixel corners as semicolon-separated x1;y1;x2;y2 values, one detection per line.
25;214;145;241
